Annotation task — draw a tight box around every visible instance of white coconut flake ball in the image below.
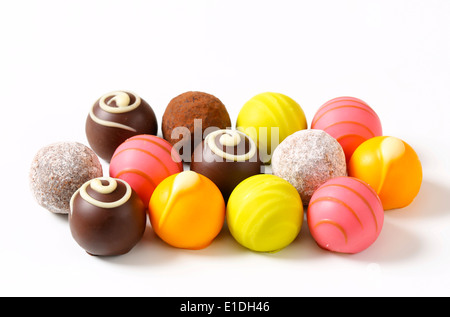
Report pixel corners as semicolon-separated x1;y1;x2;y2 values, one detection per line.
29;142;103;214
272;129;347;205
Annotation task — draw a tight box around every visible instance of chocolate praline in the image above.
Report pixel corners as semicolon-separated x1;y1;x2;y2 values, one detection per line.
85;91;158;162
162;91;232;161
69;177;147;256
190;129;261;201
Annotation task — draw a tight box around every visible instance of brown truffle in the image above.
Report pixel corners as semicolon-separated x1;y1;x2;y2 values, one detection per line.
29;142;103;214
162;91;232;161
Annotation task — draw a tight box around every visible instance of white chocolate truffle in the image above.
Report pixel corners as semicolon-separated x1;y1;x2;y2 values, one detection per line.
272;129;347;205
29;142;103;214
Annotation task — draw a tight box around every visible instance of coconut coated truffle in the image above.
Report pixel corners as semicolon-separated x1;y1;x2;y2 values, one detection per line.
29;142;103;214
272;129;347;205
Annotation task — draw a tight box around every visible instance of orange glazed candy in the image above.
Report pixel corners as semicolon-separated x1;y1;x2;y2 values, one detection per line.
348;136;422;210
148;171;225;250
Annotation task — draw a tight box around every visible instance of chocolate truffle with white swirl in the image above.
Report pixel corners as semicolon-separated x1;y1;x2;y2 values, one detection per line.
85;91;158;162
69;177;147;256
190;129;261;200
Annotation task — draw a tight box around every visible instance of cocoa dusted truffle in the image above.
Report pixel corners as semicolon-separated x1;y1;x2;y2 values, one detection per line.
29;142;103;214
162;91;232;161
85;90;158;162
69;177;146;256
190;129;261;200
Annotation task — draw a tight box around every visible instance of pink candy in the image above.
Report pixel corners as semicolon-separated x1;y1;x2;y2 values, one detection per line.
109;135;183;206
311;96;382;163
307;177;384;254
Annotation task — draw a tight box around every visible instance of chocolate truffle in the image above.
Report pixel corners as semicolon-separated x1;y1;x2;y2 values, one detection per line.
29;142;103;214
69;177;147;256
162;91;232;161
85;90;158;162
272;129;347;205
190;129;261;200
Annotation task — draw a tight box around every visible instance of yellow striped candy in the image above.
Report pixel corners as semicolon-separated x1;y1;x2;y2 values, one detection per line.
226;174;303;252
236;92;307;164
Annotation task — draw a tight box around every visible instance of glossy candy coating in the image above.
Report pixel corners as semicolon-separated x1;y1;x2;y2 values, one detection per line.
148;171;225;250
311;96;382;163
69;177;147;256
307;177;384;254
109;135;183;206
348;136;422;210
236;92;307;164
85;91;158;162
226;174;303;252
190;129;261;201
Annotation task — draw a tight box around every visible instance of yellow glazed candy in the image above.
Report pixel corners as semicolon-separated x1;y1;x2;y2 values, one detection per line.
148;171;225;250
348;136;422;210
226;174;303;252
236;92;307;164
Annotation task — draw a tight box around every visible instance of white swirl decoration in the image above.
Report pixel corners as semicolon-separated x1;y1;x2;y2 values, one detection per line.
70;177;132;214
89;91;141;132
206;130;257;162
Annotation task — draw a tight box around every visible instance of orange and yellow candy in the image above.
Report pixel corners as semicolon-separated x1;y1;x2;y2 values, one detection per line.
148;171;225;250
348;136;422;210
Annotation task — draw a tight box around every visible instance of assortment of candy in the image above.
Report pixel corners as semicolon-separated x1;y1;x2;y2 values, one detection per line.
29;90;423;256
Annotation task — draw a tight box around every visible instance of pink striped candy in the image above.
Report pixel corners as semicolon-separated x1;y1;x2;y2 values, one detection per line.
311;97;382;163
307;177;384;254
109;135;183;206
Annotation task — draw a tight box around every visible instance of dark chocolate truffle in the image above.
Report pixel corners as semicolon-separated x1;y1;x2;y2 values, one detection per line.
162;91;232;161
29;142;103;214
69;177;147;256
85;90;158;162
190;129;261;200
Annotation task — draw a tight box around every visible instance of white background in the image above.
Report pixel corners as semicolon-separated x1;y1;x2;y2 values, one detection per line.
1;0;450;297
